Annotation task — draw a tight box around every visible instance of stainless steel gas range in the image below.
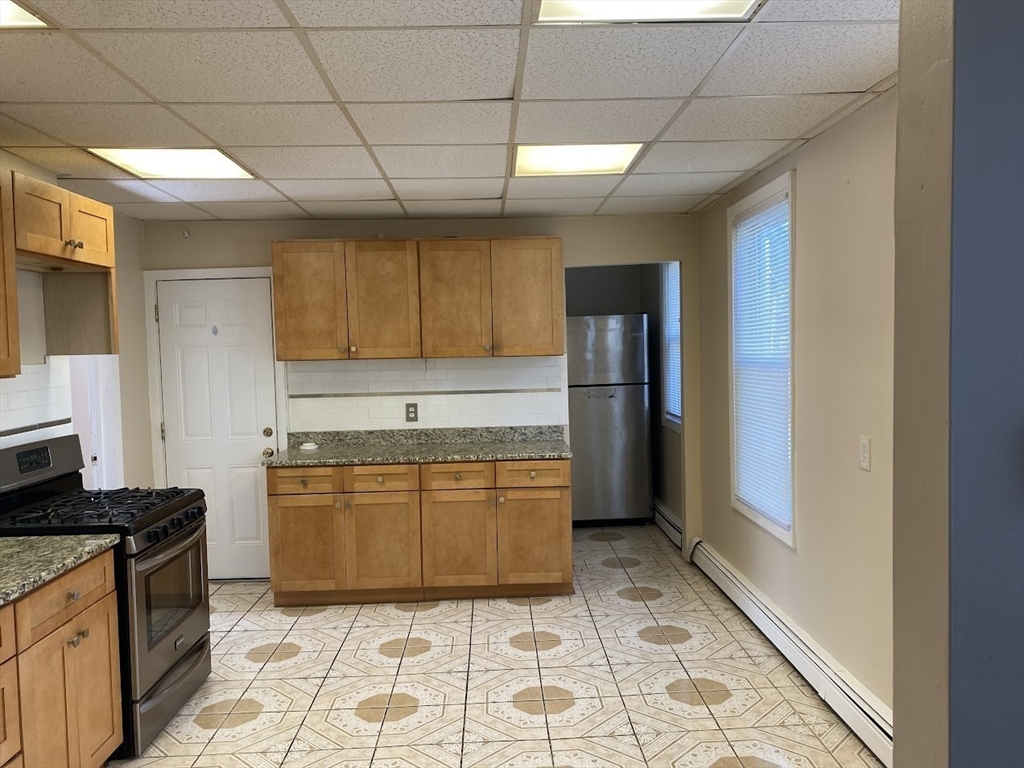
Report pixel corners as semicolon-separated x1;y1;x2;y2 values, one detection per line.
0;435;211;756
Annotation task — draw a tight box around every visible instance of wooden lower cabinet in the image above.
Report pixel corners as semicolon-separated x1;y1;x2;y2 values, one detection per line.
2;754;22;768
268;494;345;592
497;487;573;585
0;658;19;766
345;492;421;590
19;591;121;768
422;490;497;587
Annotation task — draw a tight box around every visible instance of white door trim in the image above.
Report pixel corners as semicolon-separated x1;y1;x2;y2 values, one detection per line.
144;267;288;487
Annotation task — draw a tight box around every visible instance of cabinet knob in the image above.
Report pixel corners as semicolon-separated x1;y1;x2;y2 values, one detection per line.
454;473;462;481
68;635;81;648
498;496;505;503
529;471;537;479
80;628;90;639
376;475;384;483
300;478;308;488
76;240;84;249
335;501;341;508
350;346;357;352
67;590;81;602
484;344;490;351
64;238;77;248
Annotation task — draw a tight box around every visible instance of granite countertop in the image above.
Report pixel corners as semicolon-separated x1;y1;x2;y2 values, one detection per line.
0;534;120;607
265;426;572;468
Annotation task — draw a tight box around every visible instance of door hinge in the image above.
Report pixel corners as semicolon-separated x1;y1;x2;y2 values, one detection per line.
154;304;160;322
160;422;166;440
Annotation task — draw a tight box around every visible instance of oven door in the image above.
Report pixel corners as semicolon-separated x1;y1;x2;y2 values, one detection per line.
128;521;210;699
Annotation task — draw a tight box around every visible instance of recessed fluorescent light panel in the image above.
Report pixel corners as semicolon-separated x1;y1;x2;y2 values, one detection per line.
88;148;253;179
0;0;47;27
515;144;643;177
537;0;758;22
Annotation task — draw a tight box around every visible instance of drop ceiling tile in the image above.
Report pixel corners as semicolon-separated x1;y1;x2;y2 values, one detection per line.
665;94;858;141
0;31;145;102
288;0;523;27
600;195;706;215
302;200;405;218
79;31;330;102
145;180;285;202
701;23;899;96
194;201;311;219
308;29;519;101
348;102;511;145
5;147;134;178
755;0;899;22
30;0;289;27
114;202;215;220
404;199;501;218
228;146;380;179
521;25;739;100
392;178;504;200
504;198;603;217
172;104;359;146
507;175;620;199
637;140;792;173
0;115;64;147
617;172;740;197
515;100;681;144
272;179;393;201
58;179;177;204
0;104;210;148
374;145;506;179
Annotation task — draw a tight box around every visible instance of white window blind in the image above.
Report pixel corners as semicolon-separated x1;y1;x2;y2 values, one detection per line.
731;194;792;531
662;261;682;422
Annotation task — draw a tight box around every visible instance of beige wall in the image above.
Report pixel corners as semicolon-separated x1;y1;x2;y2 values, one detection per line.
696;91;896;708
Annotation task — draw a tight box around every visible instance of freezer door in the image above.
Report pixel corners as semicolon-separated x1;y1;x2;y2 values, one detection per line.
569;384;653;521
567;315;648;386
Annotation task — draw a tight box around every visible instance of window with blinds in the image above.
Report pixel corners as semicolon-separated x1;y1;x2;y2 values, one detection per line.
730;184;793;536
662;261;682;424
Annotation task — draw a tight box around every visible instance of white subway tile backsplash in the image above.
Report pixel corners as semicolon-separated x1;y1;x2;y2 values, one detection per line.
0;358;74;449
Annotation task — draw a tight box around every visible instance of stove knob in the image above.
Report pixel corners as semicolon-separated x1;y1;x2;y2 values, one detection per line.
148;530;158;542
173;517;183;529
162;524;170;537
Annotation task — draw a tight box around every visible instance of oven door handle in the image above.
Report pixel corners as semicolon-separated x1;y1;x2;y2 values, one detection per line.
135;522;206;575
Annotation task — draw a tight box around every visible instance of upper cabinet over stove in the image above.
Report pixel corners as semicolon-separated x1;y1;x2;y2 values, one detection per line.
271;237;565;362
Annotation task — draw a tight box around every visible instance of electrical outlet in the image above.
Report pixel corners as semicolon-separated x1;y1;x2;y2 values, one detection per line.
858;436;872;471
405;402;418;423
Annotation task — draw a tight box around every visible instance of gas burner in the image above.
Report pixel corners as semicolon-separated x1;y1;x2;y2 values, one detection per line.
2;486;203;532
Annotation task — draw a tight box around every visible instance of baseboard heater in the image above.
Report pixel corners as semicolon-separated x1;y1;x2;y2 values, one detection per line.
653;501;682;547
688;539;894;768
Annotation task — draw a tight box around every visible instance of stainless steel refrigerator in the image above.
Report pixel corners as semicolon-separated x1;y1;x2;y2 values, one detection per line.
567;314;653;522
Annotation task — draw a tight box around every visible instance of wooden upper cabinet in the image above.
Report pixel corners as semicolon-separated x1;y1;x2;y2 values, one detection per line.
345;492;422;590
268;494;346;592
12;172;72;260
272;240;348;361
490;238;565;357
0;172;19;379
419;240;492;358
67;192;114;268
345;240;420;359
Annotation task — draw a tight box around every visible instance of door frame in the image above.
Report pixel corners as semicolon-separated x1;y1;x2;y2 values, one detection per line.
143;267;288;487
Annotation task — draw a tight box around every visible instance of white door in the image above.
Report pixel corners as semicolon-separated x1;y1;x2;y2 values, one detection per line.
157;278;277;579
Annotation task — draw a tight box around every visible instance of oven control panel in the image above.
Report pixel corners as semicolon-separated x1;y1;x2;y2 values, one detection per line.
146;505;206;544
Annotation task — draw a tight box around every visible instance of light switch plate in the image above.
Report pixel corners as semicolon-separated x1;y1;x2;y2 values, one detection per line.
406;402;418;423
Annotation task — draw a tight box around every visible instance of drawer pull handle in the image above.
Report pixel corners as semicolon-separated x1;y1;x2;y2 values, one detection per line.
529;471;537;479
68;590;81;602
455;473;462;480
376;476;384;483
68;635;81;648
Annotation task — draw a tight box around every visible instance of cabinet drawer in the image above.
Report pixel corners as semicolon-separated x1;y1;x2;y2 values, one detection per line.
343;464;419;493
267;466;344;495
0;658;19;766
0;606;13;665
420;462;495;490
496;460;571;488
14;549;114;651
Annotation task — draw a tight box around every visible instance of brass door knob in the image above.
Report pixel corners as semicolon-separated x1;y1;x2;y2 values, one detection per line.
263;427;274;437
262;447;274;458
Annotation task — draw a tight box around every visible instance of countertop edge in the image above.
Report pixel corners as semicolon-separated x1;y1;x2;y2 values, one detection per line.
0;534;120;607
264;448;572;468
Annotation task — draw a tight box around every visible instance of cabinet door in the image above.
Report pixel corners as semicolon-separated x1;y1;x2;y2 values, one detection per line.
345;492;421;590
269;494;345;592
419;240;492;358
67;193;115;268
422;490;497;587
67;593;121;768
0;658;20;766
12;172;72;259
497;488;572;585
19;617;72;768
491;238;564;356
345;240;420;359
271;241;348;361
0;172;18;379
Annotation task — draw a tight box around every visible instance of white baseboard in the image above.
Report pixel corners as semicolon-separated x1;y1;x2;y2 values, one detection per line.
653;500;682;547
691;541;893;768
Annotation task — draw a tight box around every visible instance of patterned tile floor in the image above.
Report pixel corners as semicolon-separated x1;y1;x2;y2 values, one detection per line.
109;525;882;768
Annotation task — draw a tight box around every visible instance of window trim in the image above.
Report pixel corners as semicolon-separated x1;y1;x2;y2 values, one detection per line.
726;171;796;548
661;260;682;432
